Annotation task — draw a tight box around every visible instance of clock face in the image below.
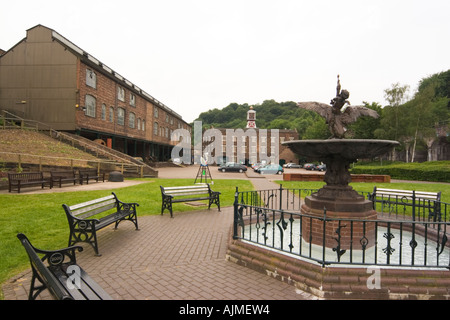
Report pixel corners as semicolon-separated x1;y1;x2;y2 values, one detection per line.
247;121;256;128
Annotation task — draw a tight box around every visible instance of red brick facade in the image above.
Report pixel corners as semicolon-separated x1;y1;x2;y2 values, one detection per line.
76;59;190;158
228;236;450;299
0;25;191;161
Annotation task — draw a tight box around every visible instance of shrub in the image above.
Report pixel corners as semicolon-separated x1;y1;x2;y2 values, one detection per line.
350;161;450;182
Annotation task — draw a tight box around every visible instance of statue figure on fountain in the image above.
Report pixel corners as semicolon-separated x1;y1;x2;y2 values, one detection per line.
298;75;379;139
283;76;399;250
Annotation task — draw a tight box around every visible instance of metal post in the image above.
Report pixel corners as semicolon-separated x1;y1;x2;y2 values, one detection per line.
322;207;327;266
279;184;283;211
233;187;239;240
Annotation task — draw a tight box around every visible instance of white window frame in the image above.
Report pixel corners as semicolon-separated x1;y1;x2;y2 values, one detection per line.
85;94;96;118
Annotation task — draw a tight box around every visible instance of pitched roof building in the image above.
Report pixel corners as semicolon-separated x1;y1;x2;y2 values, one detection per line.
0;25;190;161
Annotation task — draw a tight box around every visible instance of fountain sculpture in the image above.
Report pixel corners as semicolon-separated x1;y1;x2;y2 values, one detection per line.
283;76;399;250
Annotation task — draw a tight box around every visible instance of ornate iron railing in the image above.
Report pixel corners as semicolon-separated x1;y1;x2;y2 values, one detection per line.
233;186;450;269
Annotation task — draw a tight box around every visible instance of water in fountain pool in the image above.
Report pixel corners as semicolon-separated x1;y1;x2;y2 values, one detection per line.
243;220;450;268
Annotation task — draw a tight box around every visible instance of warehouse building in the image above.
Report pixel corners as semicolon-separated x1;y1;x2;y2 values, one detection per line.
0;25;191;161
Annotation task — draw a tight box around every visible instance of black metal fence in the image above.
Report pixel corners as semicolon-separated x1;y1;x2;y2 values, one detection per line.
233;186;450;269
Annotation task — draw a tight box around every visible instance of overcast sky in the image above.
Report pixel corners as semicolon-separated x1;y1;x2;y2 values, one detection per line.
1;0;449;123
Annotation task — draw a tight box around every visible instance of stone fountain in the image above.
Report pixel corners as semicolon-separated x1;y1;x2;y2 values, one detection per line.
283;76;399;250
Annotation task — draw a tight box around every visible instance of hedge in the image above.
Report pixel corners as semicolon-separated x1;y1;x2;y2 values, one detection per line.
350;161;450;182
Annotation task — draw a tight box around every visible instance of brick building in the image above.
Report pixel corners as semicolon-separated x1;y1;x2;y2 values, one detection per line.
202;106;299;165
0;25;190;161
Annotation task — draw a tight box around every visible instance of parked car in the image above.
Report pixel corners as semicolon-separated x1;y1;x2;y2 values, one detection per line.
257;164;284;175
314;164;327;171
252;162;266;171
303;163;316;170
218;162;247;173
285;163;302;168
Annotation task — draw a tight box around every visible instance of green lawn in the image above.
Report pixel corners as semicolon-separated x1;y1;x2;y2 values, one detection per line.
0;178;253;295
1;177;448;299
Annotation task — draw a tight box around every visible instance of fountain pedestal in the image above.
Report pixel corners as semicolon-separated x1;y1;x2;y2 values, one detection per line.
283;139;399;251
301;187;377;251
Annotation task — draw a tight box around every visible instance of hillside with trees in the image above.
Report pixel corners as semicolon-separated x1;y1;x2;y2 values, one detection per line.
195;70;450;161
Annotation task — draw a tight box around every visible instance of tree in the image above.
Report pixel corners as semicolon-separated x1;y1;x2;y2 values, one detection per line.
407;81;450;161
383;83;410;142
303;117;329;139
347;102;382;139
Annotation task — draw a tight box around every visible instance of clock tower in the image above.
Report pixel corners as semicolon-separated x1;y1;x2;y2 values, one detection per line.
246;106;256;128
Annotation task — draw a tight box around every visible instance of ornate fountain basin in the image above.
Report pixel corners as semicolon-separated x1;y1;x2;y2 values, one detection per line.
282;139;399;161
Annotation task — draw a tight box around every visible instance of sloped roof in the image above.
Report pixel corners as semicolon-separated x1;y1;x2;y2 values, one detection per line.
28;24;185;121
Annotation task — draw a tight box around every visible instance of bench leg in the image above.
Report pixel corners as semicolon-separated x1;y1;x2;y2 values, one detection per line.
209;194;221;212
161;196;174;218
68;226;101;256
114;213;140;231
28;269;47;300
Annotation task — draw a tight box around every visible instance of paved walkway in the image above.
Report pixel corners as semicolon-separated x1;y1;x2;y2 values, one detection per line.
2;169;316;300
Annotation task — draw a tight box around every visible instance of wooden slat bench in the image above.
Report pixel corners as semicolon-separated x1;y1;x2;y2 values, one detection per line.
160;184;220;218
62;192;139;256
8;172;49;193
17;233;112;300
370;187;441;220
78;169;105;185
50;170;78;188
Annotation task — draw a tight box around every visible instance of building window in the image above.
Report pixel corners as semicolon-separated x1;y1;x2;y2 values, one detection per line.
154;108;158;118
130;93;136;107
137;118;141;130
154;122;158;135
129;112;136;128
85;95;96;118
117;107;125;126
109;107;114;122
142;120;145;131
117;87;125;102
86;69;96;88
101;104;106;120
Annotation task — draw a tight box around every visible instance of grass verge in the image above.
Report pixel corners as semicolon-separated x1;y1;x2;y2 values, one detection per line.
0;178;253;297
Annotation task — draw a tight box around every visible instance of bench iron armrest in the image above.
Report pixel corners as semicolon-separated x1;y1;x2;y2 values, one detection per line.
112;192;139;211
18;233;84;266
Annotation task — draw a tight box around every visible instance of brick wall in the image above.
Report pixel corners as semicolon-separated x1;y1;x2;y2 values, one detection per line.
75;60;190;147
76;61;149;140
227;237;450;300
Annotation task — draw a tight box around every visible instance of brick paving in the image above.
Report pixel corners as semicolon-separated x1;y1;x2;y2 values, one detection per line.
2;169;316;300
